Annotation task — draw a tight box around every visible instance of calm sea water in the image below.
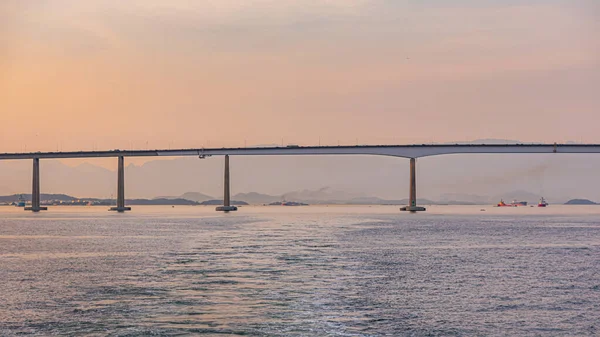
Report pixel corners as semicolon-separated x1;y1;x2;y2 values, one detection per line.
1;205;599;336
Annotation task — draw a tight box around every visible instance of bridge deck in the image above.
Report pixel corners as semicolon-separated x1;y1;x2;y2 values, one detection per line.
1;144;600;160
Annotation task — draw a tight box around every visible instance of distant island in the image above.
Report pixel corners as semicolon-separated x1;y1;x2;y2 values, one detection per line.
4;190;600;207
0;194;203;206
564;199;598;205
268;201;309;206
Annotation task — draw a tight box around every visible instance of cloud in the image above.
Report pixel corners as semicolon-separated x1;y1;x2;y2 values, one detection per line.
1;0;598;152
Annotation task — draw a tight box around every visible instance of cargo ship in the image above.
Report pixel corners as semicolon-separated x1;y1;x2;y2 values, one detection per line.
497;199;514;207
496;199;527;207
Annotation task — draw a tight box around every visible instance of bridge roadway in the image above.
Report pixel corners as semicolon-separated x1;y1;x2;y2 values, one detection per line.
4;143;600;213
2;143;600;160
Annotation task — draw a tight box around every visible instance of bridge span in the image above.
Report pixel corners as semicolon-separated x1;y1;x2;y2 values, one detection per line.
3;143;600;160
3;143;600;212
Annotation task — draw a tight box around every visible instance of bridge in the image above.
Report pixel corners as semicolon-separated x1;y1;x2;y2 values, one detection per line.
2;143;600;212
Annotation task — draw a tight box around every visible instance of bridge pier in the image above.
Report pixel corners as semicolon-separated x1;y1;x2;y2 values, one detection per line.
400;158;426;212
216;155;237;212
25;158;47;212
109;156;131;212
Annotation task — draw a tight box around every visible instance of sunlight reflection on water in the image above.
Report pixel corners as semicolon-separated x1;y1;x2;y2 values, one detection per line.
1;206;599;336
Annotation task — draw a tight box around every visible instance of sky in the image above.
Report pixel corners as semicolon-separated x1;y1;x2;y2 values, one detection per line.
1;0;599;155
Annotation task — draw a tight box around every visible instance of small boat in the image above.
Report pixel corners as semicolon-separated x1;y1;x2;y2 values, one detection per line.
538;197;548;207
15;195;26;207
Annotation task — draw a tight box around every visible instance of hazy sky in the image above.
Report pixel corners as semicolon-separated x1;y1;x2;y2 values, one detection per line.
1;0;599;154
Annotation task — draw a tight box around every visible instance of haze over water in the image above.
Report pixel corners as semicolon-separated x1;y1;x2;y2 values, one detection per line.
1;205;599;336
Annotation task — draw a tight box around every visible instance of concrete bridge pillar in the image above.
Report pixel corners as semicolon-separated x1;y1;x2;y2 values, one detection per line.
216;155;237;212
400;158;426;212
25;157;47;212
110;156;131;212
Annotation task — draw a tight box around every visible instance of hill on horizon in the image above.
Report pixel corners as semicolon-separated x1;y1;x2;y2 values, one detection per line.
178;192;214;202
0;194;77;203
0;187;584;206
565;199;598;205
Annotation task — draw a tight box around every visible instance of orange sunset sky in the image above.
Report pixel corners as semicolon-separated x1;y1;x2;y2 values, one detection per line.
1;0;599;155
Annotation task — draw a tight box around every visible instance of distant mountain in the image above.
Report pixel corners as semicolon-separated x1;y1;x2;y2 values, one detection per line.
233;192;280;204
343;197;404;205
396;198;438;205
199;200;249;206
167;188;554;206
438;193;489;204
282;187;363;204
178;192;214;202
344;197;444;205
0;194;77;203
158;191;277;204
0;187;570;206
128;198;199;205
0;194;204;206
279;188;439;205
565;199;598;205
